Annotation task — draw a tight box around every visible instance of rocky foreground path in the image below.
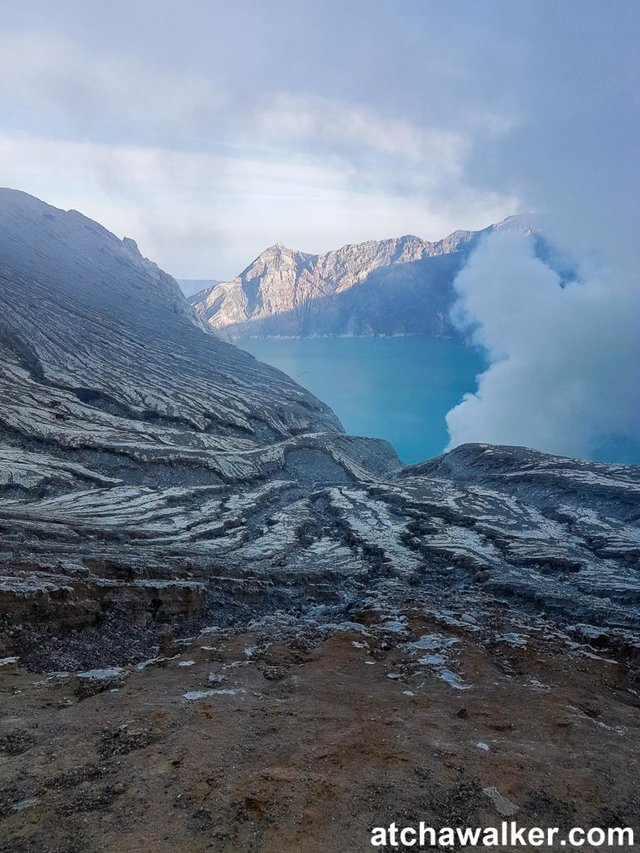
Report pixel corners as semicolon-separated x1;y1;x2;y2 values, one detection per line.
1;598;638;852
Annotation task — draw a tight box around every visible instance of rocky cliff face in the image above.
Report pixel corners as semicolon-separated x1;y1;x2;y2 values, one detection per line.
190;217;533;339
0;191;638;671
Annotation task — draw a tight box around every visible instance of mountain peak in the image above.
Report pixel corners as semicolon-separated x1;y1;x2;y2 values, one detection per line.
262;242;297;256
492;213;540;233
190;215;546;339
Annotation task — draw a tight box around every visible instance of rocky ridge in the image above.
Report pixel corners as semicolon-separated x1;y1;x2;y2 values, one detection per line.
190;216;535;339
0;190;638;672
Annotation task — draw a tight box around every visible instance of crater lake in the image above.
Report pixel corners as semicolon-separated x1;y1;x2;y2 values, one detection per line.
239;337;485;464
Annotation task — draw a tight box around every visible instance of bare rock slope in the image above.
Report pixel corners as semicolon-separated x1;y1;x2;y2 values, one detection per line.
190;217;533;339
0;189;638;671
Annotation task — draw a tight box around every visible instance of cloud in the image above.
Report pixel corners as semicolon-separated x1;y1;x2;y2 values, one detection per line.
0;20;519;276
0;33;229;147
446;232;640;461
255;94;469;167
0;130;515;278
442;2;640;463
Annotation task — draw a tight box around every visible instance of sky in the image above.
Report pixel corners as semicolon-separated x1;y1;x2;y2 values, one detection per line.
0;0;529;278
1;0;638;460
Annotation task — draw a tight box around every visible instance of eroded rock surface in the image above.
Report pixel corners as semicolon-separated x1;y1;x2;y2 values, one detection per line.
0;189;638;674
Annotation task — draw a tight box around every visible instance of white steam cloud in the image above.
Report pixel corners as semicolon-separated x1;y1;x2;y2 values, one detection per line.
446;232;640;462
445;4;640;464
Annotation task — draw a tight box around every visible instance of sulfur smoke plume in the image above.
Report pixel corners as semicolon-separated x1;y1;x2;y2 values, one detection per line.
445;3;640;463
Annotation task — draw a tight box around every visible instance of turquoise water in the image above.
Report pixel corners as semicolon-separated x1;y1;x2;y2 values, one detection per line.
239;337;485;464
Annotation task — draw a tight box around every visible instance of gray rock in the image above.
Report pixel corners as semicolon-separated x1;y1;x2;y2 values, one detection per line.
483;786;519;816
190;216;535;339
0;189;638;670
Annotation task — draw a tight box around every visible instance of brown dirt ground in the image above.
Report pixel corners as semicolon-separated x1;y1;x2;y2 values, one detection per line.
1;608;639;852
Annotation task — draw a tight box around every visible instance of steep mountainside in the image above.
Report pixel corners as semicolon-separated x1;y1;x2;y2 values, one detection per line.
190;217;533;339
0;189;354;469
0;191;638;675
1;191;639;850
